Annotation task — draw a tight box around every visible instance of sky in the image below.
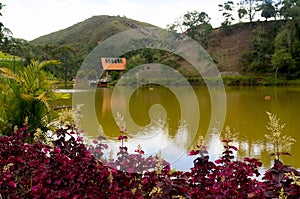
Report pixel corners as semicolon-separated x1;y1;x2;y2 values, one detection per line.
1;0;238;41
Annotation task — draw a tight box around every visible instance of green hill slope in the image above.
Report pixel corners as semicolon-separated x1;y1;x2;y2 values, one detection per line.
32;15;154;53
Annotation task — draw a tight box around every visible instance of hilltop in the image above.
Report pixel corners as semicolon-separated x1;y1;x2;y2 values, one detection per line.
32;15;154;54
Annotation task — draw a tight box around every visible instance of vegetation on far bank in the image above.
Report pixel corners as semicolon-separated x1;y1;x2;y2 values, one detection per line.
189;75;300;86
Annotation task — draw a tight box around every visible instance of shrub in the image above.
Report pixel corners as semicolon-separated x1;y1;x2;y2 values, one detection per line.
0;123;299;198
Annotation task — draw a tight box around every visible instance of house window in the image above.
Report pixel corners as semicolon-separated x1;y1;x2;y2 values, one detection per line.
105;58;123;64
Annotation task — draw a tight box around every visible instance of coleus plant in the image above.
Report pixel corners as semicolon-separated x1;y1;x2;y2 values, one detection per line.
0;123;299;198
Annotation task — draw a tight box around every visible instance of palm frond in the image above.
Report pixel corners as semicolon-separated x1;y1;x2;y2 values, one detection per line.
20;92;49;109
31;59;60;71
0;59;59;135
20;93;35;102
37;92;50;110
0;67;21;82
21;64;38;93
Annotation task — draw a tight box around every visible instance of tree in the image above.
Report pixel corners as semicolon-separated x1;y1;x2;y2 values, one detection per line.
274;28;294;51
288;0;300;22
54;46;75;88
219;1;236;31
238;7;248;22
279;0;297;19
239;0;261;22
182;11;211;29
167;11;212;47
271;28;296;77
273;0;283;20
7;38;35;66
87;69;98;80
0;60;60;136
260;0;276;21
125;53;146;70
242;26;275;72
272;49;295;78
0;3;12;51
167;17;185;34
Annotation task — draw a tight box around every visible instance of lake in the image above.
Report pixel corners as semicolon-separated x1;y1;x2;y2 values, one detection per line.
66;86;300;171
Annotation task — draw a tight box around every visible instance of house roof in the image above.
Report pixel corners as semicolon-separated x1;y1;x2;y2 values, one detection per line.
101;58;126;71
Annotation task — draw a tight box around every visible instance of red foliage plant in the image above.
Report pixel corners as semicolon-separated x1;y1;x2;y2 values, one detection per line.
0;125;299;198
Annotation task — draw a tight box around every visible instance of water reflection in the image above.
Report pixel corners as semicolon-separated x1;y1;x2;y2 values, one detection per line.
94;124;278;171
96;118;191;166
70;86;300;170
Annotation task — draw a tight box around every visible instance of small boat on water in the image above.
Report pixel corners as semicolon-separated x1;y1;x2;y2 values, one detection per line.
97;76;112;87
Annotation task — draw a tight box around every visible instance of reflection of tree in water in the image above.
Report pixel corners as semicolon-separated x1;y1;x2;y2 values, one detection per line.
129;86;181;137
95;86;182;138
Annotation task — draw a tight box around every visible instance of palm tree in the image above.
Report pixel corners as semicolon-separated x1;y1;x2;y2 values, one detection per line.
0;59;59;136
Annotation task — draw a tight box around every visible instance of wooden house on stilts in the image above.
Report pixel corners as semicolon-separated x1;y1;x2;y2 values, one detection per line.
98;57;126;87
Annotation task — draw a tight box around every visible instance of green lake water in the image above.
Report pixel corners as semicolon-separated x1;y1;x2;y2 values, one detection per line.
64;86;300;170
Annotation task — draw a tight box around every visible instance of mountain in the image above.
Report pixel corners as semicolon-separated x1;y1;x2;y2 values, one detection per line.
32;15;155;53
31;15;279;74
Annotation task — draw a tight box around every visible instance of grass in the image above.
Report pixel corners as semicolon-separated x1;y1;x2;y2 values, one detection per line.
0;51;26;72
52;81;74;89
187;76;300;86
0;51;23;60
0;51;14;59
